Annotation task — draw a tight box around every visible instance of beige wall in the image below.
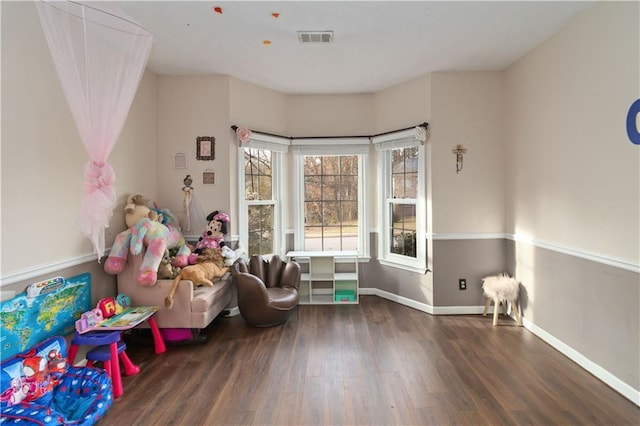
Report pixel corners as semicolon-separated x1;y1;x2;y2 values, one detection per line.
505;1;639;262
286;94;374;137
1;1;158;279
229;77;288;135
156;75;232;236
504;1;640;396
431;72;505;235
373;74;431;134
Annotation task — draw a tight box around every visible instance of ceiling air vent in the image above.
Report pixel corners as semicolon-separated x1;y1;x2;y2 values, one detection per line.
297;31;333;44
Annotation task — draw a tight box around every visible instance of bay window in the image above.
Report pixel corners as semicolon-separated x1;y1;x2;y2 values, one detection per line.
373;128;427;272
238;133;289;257
292;139;369;256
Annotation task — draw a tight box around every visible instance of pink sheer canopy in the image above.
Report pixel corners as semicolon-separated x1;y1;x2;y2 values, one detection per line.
36;0;153;260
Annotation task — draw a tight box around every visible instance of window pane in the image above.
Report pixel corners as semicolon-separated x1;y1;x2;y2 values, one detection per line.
404;172;418;198
341;201;358;223
323;156;340;175
305;156;322;175
341;225;359;251
248;205;274;256
391;147;419;199
322;234;342;251
340;156;358;175
305;226;323;251
323;201;340;226
340;176;358;200
256;175;272;200
244;148;272;201
305;176;321;200
405;146;419;172
321;176;339;201
303;154;360;252
305;202;322;226
391;149;405;173
392;173;405;199
390;203;417;258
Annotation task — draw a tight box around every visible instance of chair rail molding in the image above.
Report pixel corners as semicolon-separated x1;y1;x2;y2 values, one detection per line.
1;252;104;287
427;232;638;273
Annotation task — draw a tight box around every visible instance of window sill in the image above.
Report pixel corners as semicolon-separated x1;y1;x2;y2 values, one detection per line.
378;259;428;274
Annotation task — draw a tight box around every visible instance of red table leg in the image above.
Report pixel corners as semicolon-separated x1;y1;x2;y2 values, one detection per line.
119;351;140;376
147;316;166;354
109;341;123;398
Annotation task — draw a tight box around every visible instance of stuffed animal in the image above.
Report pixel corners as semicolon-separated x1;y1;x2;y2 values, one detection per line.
194;211;229;251
124;194;161;228
105;205;190;286
164;248;228;309
157;250;181;279
190;210;247;266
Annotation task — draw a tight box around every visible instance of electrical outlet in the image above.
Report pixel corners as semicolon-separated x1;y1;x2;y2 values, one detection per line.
459;279;467;290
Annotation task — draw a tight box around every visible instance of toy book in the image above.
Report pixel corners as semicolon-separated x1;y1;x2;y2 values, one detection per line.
77;306;158;334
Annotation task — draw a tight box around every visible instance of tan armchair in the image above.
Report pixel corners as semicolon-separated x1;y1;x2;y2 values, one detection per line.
232;255;300;327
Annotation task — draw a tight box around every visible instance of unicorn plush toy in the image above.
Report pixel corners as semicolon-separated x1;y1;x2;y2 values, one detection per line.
105;205;190;286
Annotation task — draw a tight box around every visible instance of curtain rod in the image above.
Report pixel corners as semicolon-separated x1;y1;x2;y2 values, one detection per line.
231;122;428;140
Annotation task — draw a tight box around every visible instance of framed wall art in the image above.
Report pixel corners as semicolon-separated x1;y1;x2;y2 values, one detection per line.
196;136;215;161
173;152;187;169
203;170;215;185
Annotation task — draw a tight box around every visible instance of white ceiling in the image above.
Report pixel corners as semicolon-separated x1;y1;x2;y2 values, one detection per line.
116;1;596;95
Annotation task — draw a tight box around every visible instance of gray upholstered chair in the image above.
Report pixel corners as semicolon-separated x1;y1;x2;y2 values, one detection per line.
232;255;300;327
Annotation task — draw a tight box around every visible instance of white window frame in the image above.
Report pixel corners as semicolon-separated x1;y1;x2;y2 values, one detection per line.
292;138;370;257
373;128;427;273
238;133;289;257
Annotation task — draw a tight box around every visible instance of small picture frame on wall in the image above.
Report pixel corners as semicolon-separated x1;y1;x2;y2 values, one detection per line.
203;171;215;185
196;136;215;161
173;153;187;169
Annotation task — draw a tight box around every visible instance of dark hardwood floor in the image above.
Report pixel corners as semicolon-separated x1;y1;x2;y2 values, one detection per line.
100;296;639;425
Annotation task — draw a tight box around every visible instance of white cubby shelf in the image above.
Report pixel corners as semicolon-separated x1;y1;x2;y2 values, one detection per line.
286;251;359;305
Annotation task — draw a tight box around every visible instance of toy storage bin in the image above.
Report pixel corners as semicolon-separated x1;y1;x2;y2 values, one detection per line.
334;289;356;302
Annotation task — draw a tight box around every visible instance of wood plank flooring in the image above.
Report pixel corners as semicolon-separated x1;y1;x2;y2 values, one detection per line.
100;296;640;425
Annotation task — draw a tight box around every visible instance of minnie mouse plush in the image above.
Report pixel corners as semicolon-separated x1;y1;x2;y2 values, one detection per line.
195;211;229;253
188;210;247;266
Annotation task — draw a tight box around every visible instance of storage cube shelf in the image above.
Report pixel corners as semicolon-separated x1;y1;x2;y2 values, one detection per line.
286;251;359;304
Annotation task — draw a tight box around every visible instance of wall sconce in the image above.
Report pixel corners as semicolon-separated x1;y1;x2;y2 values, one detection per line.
452;144;467;174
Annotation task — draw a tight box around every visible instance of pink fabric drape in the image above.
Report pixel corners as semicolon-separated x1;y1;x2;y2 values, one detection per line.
36;1;153;260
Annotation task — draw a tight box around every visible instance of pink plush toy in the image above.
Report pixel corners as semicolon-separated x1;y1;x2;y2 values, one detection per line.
105;208;190;286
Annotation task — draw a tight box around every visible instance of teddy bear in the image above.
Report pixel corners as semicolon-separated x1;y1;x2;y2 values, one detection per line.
157;249;181;279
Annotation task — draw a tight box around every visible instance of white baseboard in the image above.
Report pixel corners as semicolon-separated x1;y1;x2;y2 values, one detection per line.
432;305;487;315
522;317;640;406
361;287;434;313
361;288;639;407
